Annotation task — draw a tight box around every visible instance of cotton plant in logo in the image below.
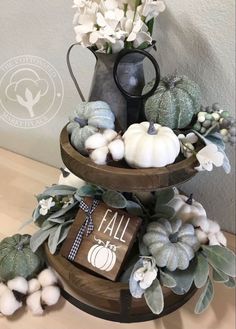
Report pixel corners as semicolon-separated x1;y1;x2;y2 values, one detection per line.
5;68;49;118
87;237;119;272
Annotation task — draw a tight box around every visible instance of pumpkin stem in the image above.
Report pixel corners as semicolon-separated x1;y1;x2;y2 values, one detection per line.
60;168;70;178
74;117;88;127
186;194;193;205
147;121;157;135
17;236;29;251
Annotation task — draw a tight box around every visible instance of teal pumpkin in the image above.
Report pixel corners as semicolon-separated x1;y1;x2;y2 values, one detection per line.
143;219;199;271
144;74;201;129
0;234;44;281
67;122;98;155
68;101;115;154
70;101;115;130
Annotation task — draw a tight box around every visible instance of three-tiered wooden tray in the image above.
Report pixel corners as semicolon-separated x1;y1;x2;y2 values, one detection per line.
45;126;200;323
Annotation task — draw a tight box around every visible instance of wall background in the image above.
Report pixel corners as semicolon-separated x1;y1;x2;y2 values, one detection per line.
0;0;235;233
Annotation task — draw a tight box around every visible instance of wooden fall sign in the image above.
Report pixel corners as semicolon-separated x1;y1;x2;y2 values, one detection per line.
61;198;142;281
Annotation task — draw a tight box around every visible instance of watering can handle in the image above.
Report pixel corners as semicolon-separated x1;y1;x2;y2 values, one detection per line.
66;43;98;102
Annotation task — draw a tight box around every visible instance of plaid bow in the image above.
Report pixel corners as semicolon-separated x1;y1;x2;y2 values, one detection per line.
68;199;99;261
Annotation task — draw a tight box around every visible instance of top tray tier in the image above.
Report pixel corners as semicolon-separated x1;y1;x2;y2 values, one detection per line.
60;126;198;192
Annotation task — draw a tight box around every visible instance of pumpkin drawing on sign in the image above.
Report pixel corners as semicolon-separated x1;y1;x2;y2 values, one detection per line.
87;238;118;272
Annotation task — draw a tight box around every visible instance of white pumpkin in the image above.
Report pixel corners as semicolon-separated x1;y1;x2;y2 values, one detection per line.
123;122;180;168
87;240;116;272
58;168;86;189
168;191;207;221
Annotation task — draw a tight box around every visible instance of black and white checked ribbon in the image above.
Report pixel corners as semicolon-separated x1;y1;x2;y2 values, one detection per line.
68;199;100;261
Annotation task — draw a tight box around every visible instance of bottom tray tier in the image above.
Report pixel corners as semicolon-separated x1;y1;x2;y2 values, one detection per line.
45;246;197;323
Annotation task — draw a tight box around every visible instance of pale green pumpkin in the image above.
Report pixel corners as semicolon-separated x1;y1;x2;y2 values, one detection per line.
143;219;199;271
144;75;201;129
68;101;115;154
68;122;98;155
0;234;44;281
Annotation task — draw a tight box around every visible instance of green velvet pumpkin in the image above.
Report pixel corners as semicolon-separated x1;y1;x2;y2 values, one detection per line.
68;101;115;154
0;234;44;281
143;219;199;271
143;74;201;129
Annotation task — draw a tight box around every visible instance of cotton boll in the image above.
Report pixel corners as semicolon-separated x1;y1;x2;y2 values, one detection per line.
195;229;208;245
208;234;221;246
38;268;58;287
0;289;22;316
208;220;220;234
90;146;109;165
7;277;28;295
215;231;227;247
41;286;60;306
26;291;44;316
0;283;9;297
28;278;41;294
85;133;107;150
191;216;210;232
108;139;124;161
103;129;118;143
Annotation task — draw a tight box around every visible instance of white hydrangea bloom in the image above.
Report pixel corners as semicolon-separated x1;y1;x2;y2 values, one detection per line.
73;0;166;52
39;197;55;216
195;144;224;172
133;259;157;290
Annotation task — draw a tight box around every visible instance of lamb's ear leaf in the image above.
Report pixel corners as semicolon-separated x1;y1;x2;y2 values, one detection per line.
30;227;56;252
168;260;196;295
224;277;236;288
160;270;176;288
155;188;175;207
76;184;98;197
202;245;236;277
194;278;214;314
194;253;209;288
48;224;63;254
126;200;143;216
144;279;164;314
102;190;127;209
212;268;229;283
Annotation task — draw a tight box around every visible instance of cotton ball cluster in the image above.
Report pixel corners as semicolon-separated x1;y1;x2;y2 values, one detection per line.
0;277;28;316
191;216;227;247
26;267;60;316
0;267;61;318
85;129;125;165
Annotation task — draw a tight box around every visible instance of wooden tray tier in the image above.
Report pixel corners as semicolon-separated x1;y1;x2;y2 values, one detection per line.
45;246;197;323
60;126;199;192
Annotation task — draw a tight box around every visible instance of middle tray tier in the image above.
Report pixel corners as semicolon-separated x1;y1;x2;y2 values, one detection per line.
60;126;199;192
